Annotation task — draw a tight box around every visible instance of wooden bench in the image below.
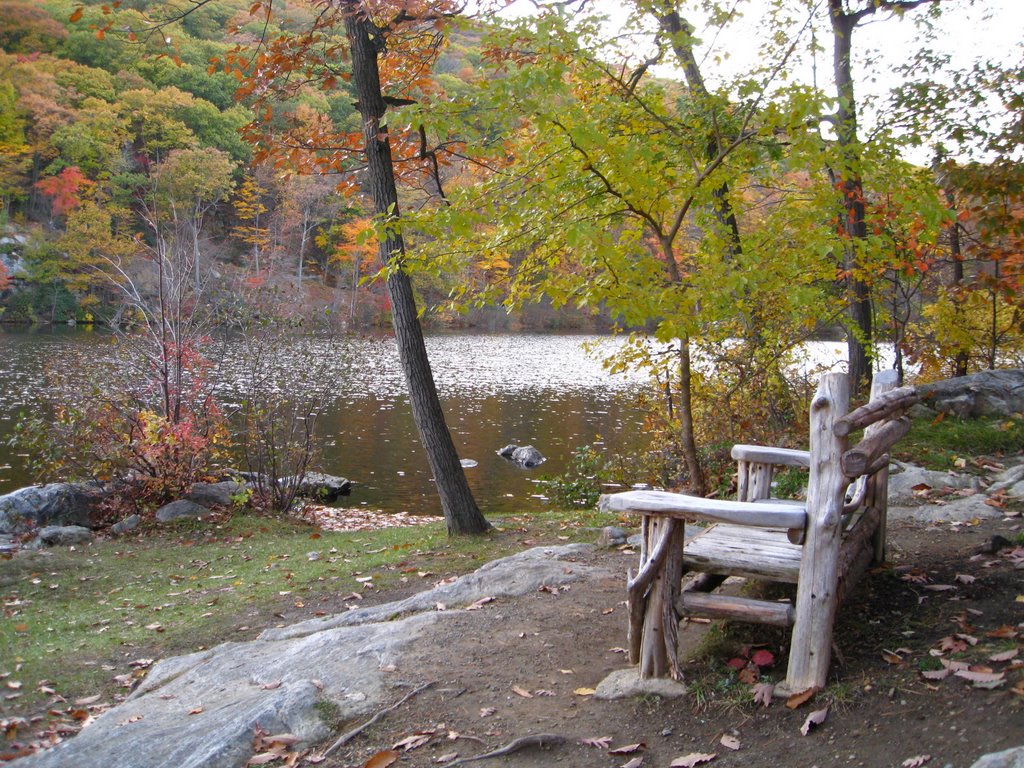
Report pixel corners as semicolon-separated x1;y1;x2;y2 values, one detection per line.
599;370;919;694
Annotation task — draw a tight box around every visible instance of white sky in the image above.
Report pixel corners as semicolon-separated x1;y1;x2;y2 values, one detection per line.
497;0;1023;163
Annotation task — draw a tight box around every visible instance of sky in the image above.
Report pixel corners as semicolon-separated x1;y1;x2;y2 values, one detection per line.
496;0;1023;164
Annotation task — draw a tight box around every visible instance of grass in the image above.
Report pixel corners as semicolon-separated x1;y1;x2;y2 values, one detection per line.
898;412;1024;471
0;506;619;719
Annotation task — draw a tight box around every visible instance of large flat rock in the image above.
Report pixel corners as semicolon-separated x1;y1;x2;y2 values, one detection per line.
14;544;607;768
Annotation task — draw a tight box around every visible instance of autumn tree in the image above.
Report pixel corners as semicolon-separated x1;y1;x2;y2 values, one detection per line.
155;147;236;291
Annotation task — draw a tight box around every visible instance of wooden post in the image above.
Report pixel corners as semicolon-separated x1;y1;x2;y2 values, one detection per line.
783;372;849;693
636;516;686;679
863;370;897;563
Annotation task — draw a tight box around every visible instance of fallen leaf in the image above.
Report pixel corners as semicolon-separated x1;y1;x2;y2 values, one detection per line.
669;752;717;767
921;669;950;681
265;734;300;746
574;687;596;696
512;685;533;698
752;682;774;707
922;584;955;592
479;707;496;718
188;706;204;715
534;689;556;697
74;694;101;706
800;707;828;736
902;755;932;767
393;733;432;751
954;670;1005;684
785;687;818;709
581;736;612;749
720;735;740;750
435;753;459;764
989;648;1019;662
246;753;279;765
621;758;644;768
751;650;775;667
260;681;282;690
363;749;400;768
465;596;495;611
954;574;976;584
882;650;904;665
609;743;645;755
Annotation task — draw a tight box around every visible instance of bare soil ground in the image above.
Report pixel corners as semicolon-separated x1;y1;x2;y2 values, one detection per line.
319;516;1023;768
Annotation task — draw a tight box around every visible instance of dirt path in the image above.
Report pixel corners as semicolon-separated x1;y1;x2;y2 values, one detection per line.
323;517;1023;768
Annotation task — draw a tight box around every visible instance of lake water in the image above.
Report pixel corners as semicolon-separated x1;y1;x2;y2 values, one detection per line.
0;328;880;517
0;328;649;517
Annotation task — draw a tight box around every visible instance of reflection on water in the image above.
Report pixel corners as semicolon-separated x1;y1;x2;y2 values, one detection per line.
0;328;891;516
0;328;646;516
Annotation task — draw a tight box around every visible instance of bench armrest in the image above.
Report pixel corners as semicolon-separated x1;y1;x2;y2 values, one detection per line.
599;490;806;530
731;444;810;468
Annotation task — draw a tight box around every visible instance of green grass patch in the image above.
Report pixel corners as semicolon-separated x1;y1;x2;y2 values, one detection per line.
0;506;618;718
897;413;1024;471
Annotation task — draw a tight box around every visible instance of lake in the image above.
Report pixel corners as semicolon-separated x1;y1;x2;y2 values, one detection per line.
0;328;649;517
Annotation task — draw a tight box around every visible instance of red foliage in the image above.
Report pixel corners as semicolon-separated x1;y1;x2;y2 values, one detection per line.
34;166;93;217
0;262;10;291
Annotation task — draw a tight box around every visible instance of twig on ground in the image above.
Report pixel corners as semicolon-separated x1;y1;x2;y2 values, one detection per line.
323;680;436;756
444;733;567;766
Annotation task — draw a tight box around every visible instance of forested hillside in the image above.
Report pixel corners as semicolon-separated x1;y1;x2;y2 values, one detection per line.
0;0;598;329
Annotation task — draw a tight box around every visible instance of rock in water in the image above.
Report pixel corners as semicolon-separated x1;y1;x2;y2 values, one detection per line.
496;444;546;469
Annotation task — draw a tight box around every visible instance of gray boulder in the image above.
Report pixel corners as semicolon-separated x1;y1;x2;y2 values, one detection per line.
497;444;546;468
36;525;93;547
990;464;1024;498
109;514;141;536
0;483;100;535
289;472;352;502
970;747;1024;768
12;545;607;768
155;499;215;523
916;369;1024;418
887;461;979;505
187;481;247;507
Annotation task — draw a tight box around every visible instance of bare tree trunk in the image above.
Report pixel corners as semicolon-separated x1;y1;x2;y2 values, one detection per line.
830;0;873;397
344;3;490;534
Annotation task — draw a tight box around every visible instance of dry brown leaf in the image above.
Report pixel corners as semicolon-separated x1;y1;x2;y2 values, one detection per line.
465;596;495;611
534;689;556;697
73;694;101;706
720;735;740;751
574;687;596;696
188;706;204;715
954;670;1005;683
621;758;644;768
393;733;432;751
785;687;818;709
800;707;828;736
246;754;279;766
752;682;774;707
902;755;932;767
954;573;977;584
581;736;612;749
882;650;904;665
920;669;950;681
669;752;717;767
265;734;300;746
512;685;533;698
363;751;400;768
260;681;283;690
989;648;1019;662
608;743;645;755
922;584;955;592
435;753;459;764
479;707;496;718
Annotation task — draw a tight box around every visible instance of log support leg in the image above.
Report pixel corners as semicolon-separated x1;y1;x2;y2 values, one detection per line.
627;515;686;680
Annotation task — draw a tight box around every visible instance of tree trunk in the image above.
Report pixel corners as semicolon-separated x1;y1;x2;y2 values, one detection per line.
830;1;873;397
343;4;490;535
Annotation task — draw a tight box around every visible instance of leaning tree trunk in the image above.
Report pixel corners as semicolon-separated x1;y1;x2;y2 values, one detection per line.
344;4;490;535
830;0;873;398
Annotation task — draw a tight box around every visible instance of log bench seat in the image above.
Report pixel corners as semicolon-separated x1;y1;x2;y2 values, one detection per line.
599;369;919;694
